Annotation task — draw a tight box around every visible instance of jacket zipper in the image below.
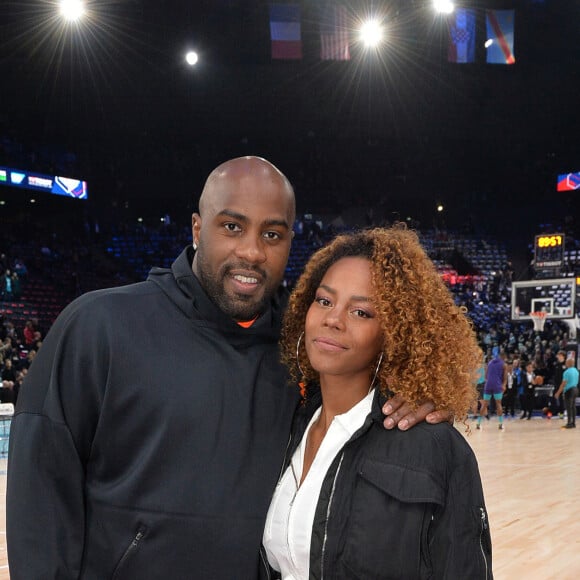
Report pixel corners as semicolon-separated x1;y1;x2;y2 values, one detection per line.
259;547;272;580
112;527;146;580
286;488;299;572
479;507;490;579
285;461;301;572
320;452;344;580
278;434;292;481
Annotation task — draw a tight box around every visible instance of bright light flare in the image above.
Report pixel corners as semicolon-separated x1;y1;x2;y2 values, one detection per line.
359;20;384;48
185;51;199;66
433;1;454;14
437;204;444;212
484;39;493;48
59;0;85;22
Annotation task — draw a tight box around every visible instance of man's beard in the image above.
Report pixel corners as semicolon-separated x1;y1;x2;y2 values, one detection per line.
196;257;273;321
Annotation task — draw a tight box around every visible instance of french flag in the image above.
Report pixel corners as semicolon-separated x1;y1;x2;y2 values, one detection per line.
270;4;302;60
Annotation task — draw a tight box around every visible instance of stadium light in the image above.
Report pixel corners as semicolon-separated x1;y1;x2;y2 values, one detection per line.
433;1;454;14
437;204;444;212
185;51;199;66
59;0;85;22
359;20;384;48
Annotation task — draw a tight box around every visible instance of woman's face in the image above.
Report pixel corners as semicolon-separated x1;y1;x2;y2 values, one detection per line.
305;257;383;382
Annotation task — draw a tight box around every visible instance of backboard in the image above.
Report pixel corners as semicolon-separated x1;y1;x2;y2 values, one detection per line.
511;278;576;321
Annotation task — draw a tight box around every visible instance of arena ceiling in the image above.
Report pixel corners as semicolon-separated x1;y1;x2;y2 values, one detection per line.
0;1;578;234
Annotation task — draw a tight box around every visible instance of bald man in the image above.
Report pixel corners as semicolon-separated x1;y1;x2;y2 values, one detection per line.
7;157;444;579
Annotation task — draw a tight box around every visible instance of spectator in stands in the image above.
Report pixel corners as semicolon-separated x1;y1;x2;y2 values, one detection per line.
1;358;16;403
2;269;13;300
7;156;449;579
554;358;579;429
3;321;16;340
20;349;36;371
520;362;536;420
263;226;490;578
22;320;36;347
0;337;11;364
9;271;21;299
13;258;27;278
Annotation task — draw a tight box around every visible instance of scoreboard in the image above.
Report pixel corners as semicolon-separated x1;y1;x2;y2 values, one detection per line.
534;233;564;269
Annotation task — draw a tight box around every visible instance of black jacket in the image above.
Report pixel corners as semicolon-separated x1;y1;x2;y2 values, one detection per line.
262;387;492;579
7;247;300;579
521;371;536;396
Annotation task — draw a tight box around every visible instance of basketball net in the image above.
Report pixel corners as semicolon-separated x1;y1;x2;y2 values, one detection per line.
530;311;547;333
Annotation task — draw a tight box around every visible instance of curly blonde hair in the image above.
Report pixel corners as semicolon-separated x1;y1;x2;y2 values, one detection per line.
280;225;481;421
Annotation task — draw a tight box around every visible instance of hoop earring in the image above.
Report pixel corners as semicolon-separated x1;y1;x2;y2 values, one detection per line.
296;332;308;403
296;331;305;377
370;352;384;390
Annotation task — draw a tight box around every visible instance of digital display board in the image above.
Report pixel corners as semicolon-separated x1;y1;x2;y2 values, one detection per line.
534;233;564;269
557;172;580;192
0;165;88;200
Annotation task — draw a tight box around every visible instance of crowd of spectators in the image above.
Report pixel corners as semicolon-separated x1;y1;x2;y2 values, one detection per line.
0;316;41;406
1;214;577;415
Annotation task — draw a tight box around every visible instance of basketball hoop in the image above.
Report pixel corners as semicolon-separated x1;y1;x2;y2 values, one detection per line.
530;311;547;332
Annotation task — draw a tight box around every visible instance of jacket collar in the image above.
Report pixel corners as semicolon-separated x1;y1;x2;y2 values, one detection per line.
285;384;391;468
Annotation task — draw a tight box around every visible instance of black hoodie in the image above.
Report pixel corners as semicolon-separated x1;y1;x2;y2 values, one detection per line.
7;247;299;579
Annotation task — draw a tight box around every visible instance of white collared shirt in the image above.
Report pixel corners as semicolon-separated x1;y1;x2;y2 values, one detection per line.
263;390;374;580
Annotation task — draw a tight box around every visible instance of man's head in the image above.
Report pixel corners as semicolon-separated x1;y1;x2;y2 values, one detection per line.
557;350;566;362
565;358;575;369
191;156;295;321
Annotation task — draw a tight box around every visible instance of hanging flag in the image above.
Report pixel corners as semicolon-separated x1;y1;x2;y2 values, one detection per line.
270;4;302;60
320;2;350;61
486;9;516;65
448;8;476;63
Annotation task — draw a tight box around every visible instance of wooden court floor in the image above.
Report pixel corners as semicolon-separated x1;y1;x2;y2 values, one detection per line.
0;415;578;579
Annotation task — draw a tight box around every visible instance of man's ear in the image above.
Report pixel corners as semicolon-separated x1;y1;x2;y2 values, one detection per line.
192;213;201;247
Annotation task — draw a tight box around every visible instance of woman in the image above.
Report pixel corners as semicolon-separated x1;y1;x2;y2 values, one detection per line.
262;226;492;579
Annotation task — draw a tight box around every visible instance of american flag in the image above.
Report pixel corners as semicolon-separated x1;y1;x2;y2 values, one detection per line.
320;2;350;61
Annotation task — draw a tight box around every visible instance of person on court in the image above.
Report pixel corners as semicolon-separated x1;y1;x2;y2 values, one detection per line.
477;351;507;430
554;357;579;429
7;157;449;579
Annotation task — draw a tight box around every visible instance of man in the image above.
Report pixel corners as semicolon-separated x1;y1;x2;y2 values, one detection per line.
551;350;567;418
7;156;446;579
554;357;579;429
477;351;507;430
502;361;517;418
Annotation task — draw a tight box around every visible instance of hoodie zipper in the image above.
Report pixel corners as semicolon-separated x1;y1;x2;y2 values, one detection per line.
112;527;146;580
479;507;490;579
320;452;344;580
